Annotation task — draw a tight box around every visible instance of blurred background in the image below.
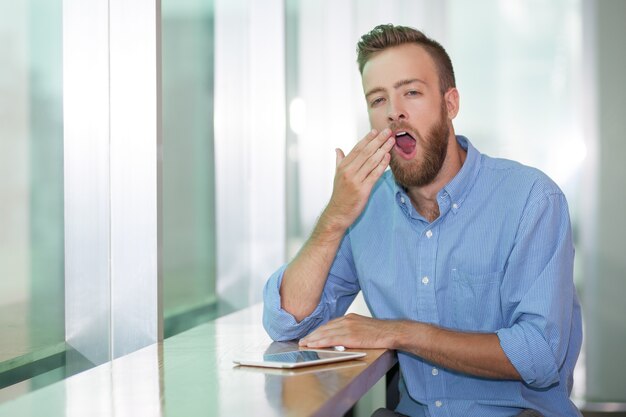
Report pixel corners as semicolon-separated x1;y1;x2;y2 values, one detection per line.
1;0;624;413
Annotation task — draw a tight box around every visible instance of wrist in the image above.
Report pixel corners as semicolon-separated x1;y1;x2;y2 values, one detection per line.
389;321;428;351
317;207;350;237
386;320;408;350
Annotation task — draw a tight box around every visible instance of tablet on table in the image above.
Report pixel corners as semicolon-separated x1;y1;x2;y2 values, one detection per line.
233;349;366;369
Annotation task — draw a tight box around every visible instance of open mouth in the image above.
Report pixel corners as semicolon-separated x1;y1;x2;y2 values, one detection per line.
394;131;417;155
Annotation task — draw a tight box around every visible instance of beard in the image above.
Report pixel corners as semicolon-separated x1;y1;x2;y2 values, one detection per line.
389;102;450;189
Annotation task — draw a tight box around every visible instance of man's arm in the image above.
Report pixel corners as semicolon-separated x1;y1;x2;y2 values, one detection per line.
280;128;395;322
299;314;521;380
397;321;520;380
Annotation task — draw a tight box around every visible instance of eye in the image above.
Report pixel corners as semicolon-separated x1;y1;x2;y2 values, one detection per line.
370;97;385;107
406;90;422;97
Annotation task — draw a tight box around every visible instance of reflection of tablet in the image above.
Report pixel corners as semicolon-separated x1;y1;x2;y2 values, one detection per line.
233;349;366;369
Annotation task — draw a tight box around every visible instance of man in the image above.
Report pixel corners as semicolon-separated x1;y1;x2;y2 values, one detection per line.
263;24;582;417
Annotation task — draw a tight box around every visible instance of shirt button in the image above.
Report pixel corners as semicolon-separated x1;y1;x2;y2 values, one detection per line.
435;400;443;407
400;196;405;204
452;203;458;209
426;230;433;238
421;276;429;285
431;367;439;376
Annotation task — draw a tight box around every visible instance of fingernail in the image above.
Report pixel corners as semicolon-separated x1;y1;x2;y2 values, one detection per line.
383;128;391;135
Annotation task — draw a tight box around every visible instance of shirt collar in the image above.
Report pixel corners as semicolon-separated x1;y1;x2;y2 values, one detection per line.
441;135;481;214
393;135;482;215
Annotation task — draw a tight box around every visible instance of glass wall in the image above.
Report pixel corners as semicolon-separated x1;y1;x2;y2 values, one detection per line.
0;0;65;398
161;0;286;331
448;0;585;227
213;0;286;311
162;0;218;337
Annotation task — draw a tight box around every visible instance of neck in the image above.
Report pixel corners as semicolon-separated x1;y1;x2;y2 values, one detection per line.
405;132;466;222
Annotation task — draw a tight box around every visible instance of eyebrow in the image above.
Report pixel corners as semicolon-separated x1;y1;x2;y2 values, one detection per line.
365;78;427;99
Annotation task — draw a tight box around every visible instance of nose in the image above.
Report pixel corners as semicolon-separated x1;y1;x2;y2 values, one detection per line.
387;99;407;122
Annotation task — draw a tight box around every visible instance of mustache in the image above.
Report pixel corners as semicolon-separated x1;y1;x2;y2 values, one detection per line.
388;122;422;142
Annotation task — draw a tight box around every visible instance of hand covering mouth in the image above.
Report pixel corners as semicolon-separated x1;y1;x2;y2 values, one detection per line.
395;131;416;154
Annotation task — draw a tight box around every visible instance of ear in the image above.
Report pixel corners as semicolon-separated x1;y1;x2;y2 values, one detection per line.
443;88;460;120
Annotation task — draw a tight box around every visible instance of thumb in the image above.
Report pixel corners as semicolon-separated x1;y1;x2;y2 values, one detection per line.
335;148;345;167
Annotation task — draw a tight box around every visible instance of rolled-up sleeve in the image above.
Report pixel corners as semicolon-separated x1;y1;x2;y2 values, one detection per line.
496;191;578;389
263;234;360;342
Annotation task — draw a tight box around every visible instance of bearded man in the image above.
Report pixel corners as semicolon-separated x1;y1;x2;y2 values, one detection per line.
263;24;582;417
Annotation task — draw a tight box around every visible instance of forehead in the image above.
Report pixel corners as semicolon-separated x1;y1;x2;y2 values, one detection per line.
361;43;438;91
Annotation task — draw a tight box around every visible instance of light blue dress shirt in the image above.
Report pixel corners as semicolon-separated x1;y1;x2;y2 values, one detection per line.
263;136;582;417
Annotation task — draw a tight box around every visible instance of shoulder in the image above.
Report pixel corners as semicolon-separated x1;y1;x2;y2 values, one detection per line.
479;154;565;204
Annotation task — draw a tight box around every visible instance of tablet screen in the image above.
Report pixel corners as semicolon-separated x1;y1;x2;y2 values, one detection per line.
263;350;340;363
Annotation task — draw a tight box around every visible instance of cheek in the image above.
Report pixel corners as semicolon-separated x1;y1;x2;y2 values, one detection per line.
368;109;387;129
411;103;441;128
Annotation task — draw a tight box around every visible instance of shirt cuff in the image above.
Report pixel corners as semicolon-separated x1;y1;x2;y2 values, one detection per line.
497;324;560;389
262;265;327;341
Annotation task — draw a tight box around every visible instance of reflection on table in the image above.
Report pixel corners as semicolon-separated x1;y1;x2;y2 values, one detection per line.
0;304;397;417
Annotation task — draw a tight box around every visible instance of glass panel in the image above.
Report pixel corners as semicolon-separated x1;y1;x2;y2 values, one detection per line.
0;0;64;396
212;0;286;311
449;0;584;226
162;0;218;337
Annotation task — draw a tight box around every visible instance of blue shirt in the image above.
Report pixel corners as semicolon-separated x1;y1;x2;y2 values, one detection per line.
263;136;582;417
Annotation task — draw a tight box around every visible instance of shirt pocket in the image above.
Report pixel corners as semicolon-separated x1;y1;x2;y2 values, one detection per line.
451;268;504;332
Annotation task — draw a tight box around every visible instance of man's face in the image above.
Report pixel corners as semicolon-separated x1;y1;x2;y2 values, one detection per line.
362;43;452;189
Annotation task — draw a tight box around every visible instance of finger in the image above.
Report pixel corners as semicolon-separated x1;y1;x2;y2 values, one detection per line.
364;152;391;187
347;128;393;173
360;128;394;162
300;329;346;347
355;136;395;183
340;129;379;166
335;148;345;168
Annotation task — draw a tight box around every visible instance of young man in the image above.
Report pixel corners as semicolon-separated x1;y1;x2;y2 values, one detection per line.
263;24;582;417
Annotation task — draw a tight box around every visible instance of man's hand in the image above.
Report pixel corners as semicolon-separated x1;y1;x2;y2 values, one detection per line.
323;128;395;231
298;313;398;349
300;313;521;381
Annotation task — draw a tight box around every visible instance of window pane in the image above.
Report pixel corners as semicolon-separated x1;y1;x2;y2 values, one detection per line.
162;0;218;336
0;0;64;395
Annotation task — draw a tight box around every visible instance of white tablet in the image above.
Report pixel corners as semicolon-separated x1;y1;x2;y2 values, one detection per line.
233;349;366;369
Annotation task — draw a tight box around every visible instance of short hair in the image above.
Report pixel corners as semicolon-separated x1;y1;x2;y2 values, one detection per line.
356;24;456;95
